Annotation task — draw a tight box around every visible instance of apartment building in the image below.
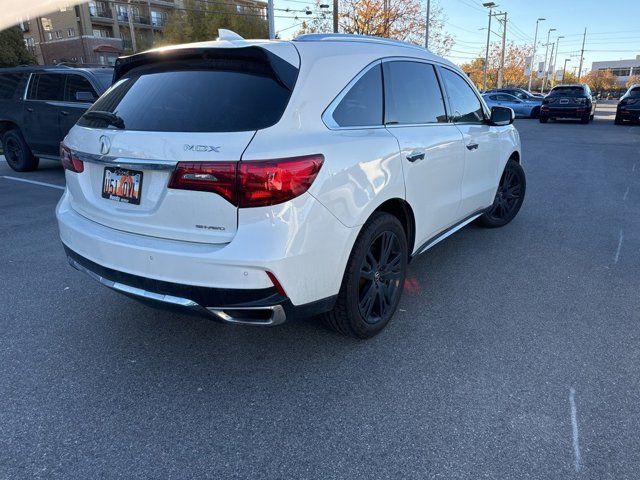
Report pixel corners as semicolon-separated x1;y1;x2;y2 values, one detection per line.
21;1;183;66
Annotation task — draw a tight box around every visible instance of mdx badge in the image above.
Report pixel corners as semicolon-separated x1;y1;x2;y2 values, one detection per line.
184;145;221;153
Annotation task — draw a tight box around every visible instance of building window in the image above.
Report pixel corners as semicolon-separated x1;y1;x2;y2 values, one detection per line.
92;28;111;38
54;30;63;39
150;10;166;27
67;28;75;37
46;32;53;41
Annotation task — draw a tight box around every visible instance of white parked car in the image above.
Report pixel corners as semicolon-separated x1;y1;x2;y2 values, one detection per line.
56;31;525;338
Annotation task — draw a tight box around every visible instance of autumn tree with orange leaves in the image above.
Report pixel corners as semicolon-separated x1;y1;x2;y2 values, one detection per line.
461;42;532;90
582;69;616;92
296;0;453;55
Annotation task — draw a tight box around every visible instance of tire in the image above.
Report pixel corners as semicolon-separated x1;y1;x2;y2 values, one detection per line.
323;212;408;339
580;116;589;124
589;113;594;121
614;115;623;125
531;106;540;118
539;115;548;123
477;159;526;229
2;129;38;172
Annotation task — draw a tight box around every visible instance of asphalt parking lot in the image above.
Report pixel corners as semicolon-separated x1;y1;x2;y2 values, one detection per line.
0;103;638;479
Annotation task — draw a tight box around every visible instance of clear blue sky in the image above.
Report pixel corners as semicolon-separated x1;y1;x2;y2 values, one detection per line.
274;0;640;74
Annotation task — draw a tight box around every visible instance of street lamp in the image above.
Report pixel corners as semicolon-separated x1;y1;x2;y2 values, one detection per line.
527;17;545;92
562;58;571;83
482;2;497;92
552;35;564;87
540;28;556;93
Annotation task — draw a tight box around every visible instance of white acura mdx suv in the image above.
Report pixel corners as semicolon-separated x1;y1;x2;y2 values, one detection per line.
56;31;525;338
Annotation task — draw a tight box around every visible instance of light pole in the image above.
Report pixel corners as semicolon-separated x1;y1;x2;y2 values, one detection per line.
482;2;497;92
540;28;556;93
551;35;564;87
562;58;571;83
425;0;431;49
528;17;545;92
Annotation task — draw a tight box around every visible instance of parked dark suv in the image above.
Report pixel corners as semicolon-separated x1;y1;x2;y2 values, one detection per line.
0;65;112;171
540;84;596;124
615;84;640;125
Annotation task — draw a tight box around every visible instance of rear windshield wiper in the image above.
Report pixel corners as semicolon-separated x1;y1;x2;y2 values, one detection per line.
82;110;125;129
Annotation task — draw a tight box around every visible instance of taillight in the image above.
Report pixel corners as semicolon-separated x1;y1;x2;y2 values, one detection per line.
237;155;324;208
168;161;237;204
60;143;84;173
168;154;324;208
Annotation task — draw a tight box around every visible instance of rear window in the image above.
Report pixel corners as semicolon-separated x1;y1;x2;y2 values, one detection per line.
79;60;293;132
0;73;25;99
549;86;584;97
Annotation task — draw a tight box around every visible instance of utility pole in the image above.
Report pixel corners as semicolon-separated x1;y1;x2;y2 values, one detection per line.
127;0;137;53
482;2;496;92
333;0;338;33
425;0;430;49
578;28;587;82
496;12;507;88
540;28;556;93
267;0;275;39
528;18;545;91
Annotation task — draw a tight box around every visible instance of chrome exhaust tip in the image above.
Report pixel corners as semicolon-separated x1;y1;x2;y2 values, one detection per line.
207;305;286;326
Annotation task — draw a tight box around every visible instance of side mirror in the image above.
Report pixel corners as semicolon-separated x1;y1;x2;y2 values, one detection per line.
75;91;96;103
490;106;514;126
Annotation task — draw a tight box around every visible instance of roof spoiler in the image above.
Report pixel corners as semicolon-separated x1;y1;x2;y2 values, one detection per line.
112;45;298;91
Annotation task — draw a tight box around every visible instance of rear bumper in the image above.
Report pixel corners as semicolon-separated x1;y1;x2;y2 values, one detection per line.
540;106;590;118
65;245;335;325
57;189;355;314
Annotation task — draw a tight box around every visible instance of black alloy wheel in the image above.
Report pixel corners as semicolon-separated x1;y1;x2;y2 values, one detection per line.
358;230;403;324
477;159;526;228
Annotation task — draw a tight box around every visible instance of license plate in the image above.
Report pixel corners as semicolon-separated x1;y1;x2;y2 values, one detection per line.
560;98;569;104
101;167;143;205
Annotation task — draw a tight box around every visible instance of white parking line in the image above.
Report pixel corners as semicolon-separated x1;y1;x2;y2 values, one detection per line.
0;175;64;190
569;387;582;472
623;187;629;201
614;229;624;264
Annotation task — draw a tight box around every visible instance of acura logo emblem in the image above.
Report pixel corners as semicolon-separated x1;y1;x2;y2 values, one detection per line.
99;135;111;155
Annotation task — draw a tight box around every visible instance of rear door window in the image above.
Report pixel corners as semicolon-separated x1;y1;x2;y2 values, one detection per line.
331;64;383;127
0;73;26;99
79;59;293;132
439;68;484;123
383;61;447;125
549;86;584;97
27;73;64;101
64;74;98;102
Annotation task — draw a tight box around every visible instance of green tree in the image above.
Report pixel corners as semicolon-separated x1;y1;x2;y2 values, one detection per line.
0;26;35;67
162;0;267;46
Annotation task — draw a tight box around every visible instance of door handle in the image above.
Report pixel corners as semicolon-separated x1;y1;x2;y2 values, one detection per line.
406;150;425;162
26;107;33;112
60;110;69;116
466;143;479;151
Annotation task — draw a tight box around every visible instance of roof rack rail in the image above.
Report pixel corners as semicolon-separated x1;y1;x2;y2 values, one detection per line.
293;33;426;52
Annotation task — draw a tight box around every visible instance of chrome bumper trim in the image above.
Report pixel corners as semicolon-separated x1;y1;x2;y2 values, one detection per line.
68;257;287;326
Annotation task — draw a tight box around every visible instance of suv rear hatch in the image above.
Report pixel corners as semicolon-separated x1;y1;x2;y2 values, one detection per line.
546;86;587;107
63;44;299;244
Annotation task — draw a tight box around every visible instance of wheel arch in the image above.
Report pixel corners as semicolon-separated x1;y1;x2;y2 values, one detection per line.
370;198;416;258
0;120;19;137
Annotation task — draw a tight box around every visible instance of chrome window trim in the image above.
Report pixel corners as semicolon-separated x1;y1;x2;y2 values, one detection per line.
72;149;177;171
23;73;32;100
